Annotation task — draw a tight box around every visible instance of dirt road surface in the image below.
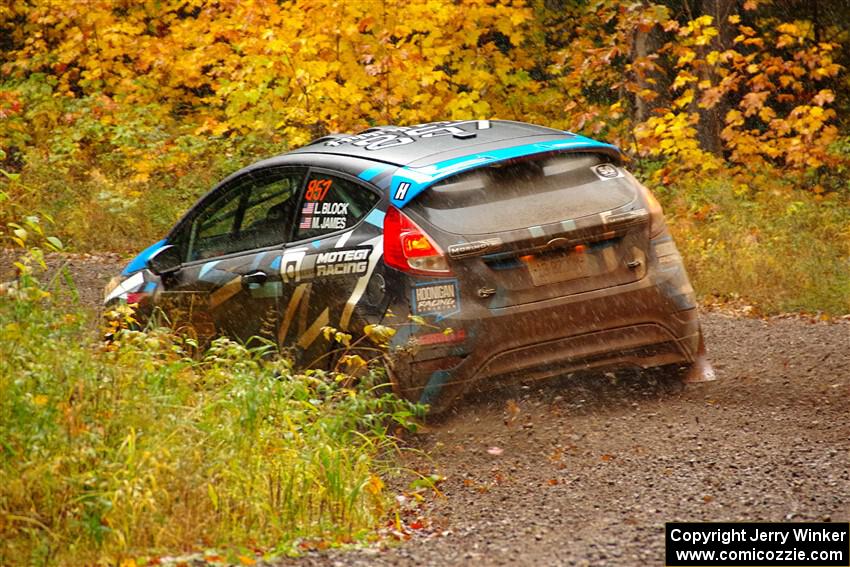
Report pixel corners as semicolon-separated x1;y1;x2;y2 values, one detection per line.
4;252;848;566
299;313;850;565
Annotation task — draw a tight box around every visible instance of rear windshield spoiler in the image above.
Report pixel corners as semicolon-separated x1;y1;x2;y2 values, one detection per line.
389;137;622;208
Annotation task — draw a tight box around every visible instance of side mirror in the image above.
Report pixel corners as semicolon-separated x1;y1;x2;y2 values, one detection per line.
146;245;182;276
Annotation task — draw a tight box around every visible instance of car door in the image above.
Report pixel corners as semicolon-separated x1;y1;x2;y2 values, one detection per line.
274;168;383;364
156;166;307;344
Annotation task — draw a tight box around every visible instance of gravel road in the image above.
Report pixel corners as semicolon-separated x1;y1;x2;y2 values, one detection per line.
0;249;126;307
4;251;848;566
296;312;850;566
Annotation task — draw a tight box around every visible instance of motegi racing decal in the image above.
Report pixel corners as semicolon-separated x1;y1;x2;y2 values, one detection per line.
314;246;371;277
412;279;461;319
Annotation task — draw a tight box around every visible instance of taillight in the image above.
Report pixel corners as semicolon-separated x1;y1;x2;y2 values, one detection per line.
636;181;666;238
384;206;451;275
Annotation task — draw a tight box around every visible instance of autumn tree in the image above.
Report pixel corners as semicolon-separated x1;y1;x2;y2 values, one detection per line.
0;0;847;246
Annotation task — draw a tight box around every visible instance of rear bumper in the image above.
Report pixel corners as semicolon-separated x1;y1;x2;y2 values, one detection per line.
473;320;698;384
392;249;701;408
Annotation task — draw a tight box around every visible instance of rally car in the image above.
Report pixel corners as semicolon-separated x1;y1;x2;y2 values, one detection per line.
105;120;714;412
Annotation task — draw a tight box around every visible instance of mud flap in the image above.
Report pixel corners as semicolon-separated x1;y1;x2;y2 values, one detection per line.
683;331;716;383
386;353;471;415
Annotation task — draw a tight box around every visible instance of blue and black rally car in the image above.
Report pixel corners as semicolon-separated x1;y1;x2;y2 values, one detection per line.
105;120;713;412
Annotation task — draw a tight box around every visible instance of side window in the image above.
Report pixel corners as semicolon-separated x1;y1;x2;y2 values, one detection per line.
294;172;380;240
193;191;242;247
185;168;305;261
239;171;302;249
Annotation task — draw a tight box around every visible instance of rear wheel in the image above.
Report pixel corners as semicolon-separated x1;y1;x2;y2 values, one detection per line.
385;356;470;415
651;330;715;388
681;330;715;383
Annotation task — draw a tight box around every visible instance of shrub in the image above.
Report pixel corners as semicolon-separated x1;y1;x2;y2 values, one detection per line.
0;272;423;565
657;174;850;315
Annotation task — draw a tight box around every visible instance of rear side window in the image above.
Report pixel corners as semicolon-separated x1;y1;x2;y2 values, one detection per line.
410;153;636;235
294;172;379;240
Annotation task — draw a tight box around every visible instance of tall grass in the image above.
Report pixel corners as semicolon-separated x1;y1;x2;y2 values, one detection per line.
0;291;421;565
657;177;850;315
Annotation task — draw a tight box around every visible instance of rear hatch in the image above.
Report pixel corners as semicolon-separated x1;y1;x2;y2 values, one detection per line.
407;153;650;308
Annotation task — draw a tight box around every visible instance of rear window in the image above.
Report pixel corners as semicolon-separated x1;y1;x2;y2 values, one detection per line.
410;153;636;235
294;172;380;240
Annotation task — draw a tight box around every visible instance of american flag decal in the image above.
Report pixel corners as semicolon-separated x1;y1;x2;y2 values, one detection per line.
299;216;312;229
302;202;316;214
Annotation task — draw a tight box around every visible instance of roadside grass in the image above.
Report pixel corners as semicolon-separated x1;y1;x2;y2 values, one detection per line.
0;288;423;565
657;177;850;315
1;154;223;254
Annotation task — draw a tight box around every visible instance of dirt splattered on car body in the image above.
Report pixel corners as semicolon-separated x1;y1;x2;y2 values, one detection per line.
104;120;712;412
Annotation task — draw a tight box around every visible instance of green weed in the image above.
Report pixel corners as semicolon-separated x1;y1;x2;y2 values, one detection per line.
656;175;850;315
0;284;423;565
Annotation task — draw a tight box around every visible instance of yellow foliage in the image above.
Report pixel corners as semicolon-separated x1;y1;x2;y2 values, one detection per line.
2;0;536;144
0;0;845;237
363;324;396;346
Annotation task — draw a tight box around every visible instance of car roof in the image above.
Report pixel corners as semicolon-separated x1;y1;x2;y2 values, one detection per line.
289;120;585;167
122;121;622;276
282;119;623;207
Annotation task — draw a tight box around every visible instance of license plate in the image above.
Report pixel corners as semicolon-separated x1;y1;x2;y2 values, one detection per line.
525;250;601;286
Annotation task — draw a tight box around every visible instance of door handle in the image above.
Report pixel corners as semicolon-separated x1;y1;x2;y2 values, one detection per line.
241;270;269;287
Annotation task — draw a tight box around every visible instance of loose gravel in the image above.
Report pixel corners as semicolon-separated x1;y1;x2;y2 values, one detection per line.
295;312;850;566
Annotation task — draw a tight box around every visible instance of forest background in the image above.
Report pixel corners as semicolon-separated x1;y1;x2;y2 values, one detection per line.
1;0;848;313
1;1;849;564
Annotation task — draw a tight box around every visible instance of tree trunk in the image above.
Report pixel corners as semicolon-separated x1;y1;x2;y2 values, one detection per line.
634;26;649;123
696;0;735;155
632;8;667;126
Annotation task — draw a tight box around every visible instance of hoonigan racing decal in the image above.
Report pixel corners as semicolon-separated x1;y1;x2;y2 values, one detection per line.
412;279;461;319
